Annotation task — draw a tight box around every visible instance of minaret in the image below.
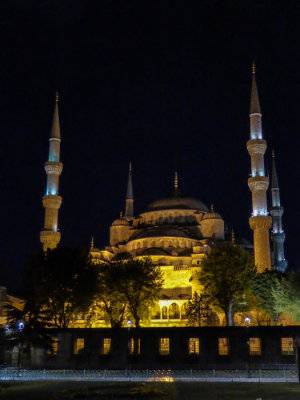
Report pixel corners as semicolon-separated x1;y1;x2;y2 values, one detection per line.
40;92;63;251
247;63;272;272
270;151;288;271
125;162;134;221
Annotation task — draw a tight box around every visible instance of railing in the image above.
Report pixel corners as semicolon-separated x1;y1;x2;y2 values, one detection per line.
0;368;298;382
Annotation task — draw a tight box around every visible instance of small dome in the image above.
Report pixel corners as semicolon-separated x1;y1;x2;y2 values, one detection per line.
203;205;223;220
111;217;130;226
148;195;208;212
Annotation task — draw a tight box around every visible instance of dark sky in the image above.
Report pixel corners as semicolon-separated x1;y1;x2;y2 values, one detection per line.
0;1;299;290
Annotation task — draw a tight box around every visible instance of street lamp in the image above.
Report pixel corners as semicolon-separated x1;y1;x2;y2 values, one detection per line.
126;319;132;330
18;321;25;331
245;316;251;327
17;320;25;369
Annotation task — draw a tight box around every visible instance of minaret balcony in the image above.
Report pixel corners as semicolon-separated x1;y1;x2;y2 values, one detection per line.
42;195;62;209
247;139;267;156
248;176;269;192
44;161;63;175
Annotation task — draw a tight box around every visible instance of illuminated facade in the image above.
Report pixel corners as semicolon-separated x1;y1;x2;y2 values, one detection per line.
36;68;288;328
90;168;226;326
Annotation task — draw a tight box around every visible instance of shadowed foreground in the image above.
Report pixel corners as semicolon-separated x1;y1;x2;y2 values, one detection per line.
0;381;300;400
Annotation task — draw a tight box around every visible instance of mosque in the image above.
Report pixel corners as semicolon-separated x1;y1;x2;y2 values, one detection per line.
39;66;288;327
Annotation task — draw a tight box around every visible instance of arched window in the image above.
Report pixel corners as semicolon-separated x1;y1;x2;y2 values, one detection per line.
181;303;188;319
169;303;180;319
162;306;168;320
151;303;161;320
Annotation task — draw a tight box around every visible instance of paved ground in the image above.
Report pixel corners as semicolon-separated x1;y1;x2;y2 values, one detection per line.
0;381;300;400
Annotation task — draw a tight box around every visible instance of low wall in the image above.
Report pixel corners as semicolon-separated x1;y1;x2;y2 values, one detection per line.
4;326;300;370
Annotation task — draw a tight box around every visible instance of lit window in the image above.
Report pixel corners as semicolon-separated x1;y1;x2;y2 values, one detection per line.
151;304;161;320
74;338;84;354
169;303;180;319
102;338;111;355
218;338;229;355
159;338;170;355
162;306;168;320
129;338;141;355
189;338;200;355
281;338;294;355
249;338;261;356
48;338;58;355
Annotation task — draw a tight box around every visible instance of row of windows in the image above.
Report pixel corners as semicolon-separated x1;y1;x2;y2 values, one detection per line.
142;214;197;226
128;238;194;251
152;303;188;320
71;337;294;357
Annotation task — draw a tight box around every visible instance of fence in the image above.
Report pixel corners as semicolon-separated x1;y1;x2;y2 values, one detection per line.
0;368;298;382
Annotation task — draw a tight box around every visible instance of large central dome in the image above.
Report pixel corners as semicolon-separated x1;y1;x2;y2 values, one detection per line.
148;194;209;212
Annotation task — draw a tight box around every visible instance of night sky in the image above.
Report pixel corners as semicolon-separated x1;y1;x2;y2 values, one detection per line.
1;1;299;290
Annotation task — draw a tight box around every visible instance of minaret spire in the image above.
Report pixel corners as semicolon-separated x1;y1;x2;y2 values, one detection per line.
40;91;63;251
250;62;261;116
174;171;178;191
270;151;288;271
125;162;134;221
246;64;272;272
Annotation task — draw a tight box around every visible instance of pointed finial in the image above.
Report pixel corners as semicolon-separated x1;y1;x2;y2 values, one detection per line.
231;229;235;243
91;236;94;250
56;91;59;103
211;204;214;213
271;149;279;189
120;211;123;218
174;171;178;190
250;62;261;114
129;162;132;172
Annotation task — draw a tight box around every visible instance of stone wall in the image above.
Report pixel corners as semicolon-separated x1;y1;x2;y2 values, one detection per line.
4;326;299;370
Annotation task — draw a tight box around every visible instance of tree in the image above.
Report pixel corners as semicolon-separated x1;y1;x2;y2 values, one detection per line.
4;303;53;368
198;242;256;326
272;271;300;322
96;262;128;328
22;246;98;328
252;269;285;325
97;258;163;328
186;292;210;326
116;258;164;328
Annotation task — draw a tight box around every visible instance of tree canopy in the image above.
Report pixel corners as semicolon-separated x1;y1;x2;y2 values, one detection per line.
96;257;163;327
198;242;256;326
272;271;300;323
22;246;98;328
186;292;210;327
252;269;285;325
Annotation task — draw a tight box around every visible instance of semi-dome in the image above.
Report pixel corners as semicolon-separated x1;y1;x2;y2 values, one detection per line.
148;195;209;212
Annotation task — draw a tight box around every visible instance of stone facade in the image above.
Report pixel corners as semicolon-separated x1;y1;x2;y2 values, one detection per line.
88;185;237;328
